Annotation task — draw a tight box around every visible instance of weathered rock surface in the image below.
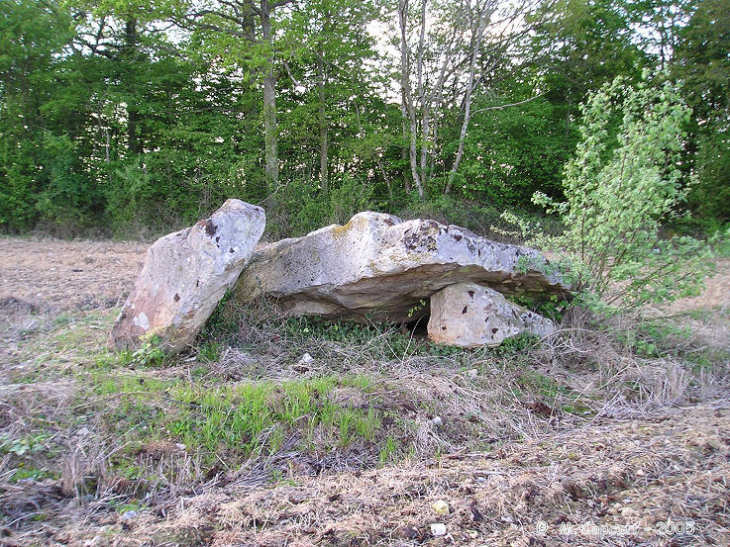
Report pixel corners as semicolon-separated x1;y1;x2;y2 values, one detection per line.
427;282;556;347
234;211;569;322
111;199;265;353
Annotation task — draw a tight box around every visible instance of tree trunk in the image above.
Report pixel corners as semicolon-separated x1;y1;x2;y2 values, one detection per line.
420;22;455;191
445;4;487;194
261;1;278;192
416;0;427;185
124;18;141;155
398;0;424;199
400;89;410;193
317;50;329;193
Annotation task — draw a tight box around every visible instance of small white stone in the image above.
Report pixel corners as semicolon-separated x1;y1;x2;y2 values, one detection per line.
298;352;314;365
431;416;443;427
430;523;447;537
120;510;138;522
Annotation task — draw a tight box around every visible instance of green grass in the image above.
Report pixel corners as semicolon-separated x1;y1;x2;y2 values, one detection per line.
86;369;391;477
622;320;692;358
167;376;381;455
280;315;536;360
616;315;729;371
0;432;62;484
199;294;559;376
112;500;145;514
378;436;399;465
5;307;119;384
0;433;52;456
197;340;222;363
10;466;57;482
516;370;570;401
6;305;422;493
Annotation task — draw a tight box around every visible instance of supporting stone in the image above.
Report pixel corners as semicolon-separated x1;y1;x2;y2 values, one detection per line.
110;199;265;354
427;282;556;348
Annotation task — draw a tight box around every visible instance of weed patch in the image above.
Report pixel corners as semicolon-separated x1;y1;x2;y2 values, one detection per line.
83;370;401;485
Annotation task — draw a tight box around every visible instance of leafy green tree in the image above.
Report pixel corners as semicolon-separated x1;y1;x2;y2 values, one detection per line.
518;0;646;200
2;0;726;237
454;86;570;208
279;0;381;194
530;0;645;106
0;0;102;231
172;0;298;194
525;75;714;312
671;0;729;224
630;0;696;70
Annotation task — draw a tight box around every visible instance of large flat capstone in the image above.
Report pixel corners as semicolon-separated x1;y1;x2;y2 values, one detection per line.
427;282;556;347
110;199;265;353
234;211;569;322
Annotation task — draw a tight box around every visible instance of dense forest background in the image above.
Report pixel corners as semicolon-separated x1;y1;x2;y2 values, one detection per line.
0;0;727;239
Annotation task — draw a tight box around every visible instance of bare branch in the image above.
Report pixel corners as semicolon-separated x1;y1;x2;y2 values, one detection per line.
472;93;545;114
282;59;302;88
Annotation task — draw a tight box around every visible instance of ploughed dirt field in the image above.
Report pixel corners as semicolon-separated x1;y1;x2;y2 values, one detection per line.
0;236;728;546
0;237;147;312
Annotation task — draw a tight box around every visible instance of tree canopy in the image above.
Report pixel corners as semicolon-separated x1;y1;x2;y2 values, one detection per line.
0;0;725;237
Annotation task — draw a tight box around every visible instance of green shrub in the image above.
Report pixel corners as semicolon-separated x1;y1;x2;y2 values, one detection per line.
104;161;155;234
511;74;716;313
33;132;102;233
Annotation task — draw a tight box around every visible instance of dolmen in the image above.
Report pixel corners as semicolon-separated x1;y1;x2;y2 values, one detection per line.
111;207;570;354
234;211;569;348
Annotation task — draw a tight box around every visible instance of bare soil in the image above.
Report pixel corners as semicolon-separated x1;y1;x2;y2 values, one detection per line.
0;236;146;311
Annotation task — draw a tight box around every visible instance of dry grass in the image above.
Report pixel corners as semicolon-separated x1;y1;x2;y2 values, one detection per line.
8;404;727;546
0;237;728;546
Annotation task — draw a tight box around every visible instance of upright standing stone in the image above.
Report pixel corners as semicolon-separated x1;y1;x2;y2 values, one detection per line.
110;199;265;354
427;282;556;347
